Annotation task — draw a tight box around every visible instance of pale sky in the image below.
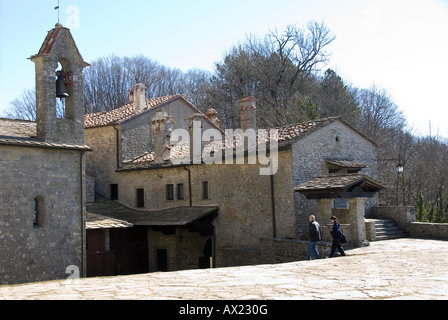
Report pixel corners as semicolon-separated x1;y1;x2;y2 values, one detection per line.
1;0;447;138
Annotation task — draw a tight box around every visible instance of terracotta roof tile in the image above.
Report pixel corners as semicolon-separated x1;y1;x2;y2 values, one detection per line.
84;95;181;128
38;27;61;55
120;117;341;169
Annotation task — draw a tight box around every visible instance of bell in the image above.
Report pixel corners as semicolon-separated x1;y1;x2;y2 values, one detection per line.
56;70;69;98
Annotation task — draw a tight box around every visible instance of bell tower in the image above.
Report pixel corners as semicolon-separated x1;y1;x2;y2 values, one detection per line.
30;23;89;145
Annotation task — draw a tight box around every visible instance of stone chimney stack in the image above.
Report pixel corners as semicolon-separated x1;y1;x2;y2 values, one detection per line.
205;108;220;128
128;83;147;110
151;110;174;163
239;96;257;130
187;113;207;164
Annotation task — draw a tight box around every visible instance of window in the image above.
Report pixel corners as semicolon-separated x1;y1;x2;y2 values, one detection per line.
202;181;209;200
166;184;174;201
177;184;185;200
136;188;145;208
110;184;118;200
33;197;45;227
333;199;349;209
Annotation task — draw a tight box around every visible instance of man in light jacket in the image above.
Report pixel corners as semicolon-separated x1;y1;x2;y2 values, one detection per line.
307;215;322;260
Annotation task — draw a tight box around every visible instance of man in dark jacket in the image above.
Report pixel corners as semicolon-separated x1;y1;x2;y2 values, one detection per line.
307;215;322;260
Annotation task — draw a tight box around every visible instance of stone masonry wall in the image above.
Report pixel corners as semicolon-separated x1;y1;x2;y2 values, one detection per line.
121;99;216;162
292;120;379;237
115;151;295;249
84;126;117;198
0;145;84;285
97;150;295;268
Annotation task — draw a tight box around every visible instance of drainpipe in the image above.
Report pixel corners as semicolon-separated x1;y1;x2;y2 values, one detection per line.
79;152;86;278
183;166;192;206
270;174;277;238
113;125;120;170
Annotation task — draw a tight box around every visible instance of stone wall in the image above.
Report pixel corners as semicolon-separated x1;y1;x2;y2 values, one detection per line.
121;99;217;162
0;145;85;285
406;222;448;239
260;238;332;263
84;126;118;198
147;228;212;272
216;238;333;267
292;120;379;236
114;151;295;254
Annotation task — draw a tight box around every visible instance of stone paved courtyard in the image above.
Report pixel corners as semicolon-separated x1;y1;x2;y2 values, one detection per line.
0;238;447;300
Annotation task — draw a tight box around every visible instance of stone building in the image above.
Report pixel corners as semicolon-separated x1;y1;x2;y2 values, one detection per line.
85;93;384;274
0;23;385;283
0;23;90;285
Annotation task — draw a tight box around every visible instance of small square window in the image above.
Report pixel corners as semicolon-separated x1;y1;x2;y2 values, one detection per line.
166;184;174;201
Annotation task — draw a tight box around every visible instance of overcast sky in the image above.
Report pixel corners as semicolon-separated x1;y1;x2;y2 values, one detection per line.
1;0;447;138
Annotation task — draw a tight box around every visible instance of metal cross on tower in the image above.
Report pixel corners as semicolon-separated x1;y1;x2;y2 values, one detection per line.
55;0;60;23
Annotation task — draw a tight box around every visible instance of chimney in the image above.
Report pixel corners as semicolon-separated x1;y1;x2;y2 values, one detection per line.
151;110;174;163
128;83;147;110
187;113;207;164
239;96;257;130
205;108;220;128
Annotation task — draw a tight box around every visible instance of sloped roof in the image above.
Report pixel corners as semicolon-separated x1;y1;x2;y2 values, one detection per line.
84;95;181;128
0;118;90;151
120;117;348;170
86;212;133;229
86;196;218;227
294;173;387;199
30;23;89;68
325;160;369;169
0;119;36;140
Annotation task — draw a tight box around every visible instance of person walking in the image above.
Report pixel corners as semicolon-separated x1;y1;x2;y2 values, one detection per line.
329;215;346;257
307;215;322;260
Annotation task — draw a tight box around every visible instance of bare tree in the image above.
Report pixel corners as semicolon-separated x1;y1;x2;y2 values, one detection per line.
3;89;65;121
209;21;336;128
84;55;132;113
3;89;36;120
357;84;406;142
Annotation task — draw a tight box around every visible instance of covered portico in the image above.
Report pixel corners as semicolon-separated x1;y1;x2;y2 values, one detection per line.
294;174;386;247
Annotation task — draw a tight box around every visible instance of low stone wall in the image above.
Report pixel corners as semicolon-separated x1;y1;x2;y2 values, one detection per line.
406;222;448;239
216;238;333;267
260;238;332;263
215;247;261;268
373;206;448;240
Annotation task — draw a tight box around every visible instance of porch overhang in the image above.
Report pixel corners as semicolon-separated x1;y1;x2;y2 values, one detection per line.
294;174;386;199
86;196;218;229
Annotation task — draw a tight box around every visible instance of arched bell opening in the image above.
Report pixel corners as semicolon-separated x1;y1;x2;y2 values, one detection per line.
54;59;74;120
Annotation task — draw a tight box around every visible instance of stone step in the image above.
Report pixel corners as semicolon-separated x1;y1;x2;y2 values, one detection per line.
371;219;409;241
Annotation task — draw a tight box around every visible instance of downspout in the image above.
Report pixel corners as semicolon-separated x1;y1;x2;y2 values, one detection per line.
79;151;86;278
113;125;120;170
212;224;216;268
183;166;192;206
270;174;277;238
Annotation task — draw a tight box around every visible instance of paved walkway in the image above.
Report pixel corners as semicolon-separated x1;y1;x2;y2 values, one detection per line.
0;238;448;300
